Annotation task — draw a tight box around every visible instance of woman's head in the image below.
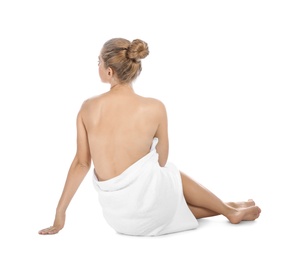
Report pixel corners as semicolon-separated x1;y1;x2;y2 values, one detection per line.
99;38;149;84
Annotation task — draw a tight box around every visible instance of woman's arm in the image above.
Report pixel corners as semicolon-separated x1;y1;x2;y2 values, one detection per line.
39;104;91;235
154;100;169;167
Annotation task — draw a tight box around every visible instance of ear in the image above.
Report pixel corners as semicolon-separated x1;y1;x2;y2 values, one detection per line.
107;67;113;77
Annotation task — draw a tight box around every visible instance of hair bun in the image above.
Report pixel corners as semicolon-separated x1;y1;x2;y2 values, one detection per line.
127;39;149;61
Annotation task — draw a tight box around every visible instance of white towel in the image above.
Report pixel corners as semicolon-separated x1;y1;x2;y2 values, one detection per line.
92;138;198;236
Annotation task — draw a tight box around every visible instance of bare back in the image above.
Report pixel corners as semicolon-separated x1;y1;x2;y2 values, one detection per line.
79;88;168;181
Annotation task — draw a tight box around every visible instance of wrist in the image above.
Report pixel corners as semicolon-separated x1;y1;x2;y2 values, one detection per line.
56;207;66;214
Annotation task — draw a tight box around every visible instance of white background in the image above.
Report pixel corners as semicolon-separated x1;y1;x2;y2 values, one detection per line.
0;0;293;259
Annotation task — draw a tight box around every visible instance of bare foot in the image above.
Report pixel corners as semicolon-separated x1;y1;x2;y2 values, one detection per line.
228;205;261;224
227;199;255;209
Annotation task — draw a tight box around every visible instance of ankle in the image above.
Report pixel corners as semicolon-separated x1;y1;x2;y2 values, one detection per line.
224;207;239;224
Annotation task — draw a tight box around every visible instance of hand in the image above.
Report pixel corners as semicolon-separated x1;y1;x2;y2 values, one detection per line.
38;212;65;235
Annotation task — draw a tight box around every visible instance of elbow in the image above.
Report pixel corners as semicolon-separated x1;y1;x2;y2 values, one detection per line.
75;158;91;171
78;162;91;170
158;158;167;167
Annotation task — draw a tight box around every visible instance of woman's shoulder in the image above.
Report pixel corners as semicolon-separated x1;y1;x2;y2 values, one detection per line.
77;93;108;114
135;95;167;118
82;93;108;105
138;95;166;108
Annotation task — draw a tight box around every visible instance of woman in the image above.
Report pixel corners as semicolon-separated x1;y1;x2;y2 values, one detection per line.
39;38;261;236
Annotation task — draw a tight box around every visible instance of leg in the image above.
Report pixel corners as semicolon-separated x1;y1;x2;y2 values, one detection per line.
188;204;219;218
188;200;256;219
181;171;261;224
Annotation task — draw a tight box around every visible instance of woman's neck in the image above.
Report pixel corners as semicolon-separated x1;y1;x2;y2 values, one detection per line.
110;83;133;91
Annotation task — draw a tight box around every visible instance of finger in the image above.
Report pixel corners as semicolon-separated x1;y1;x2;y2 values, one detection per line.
47;227;60;235
38;226;51;234
39;226;59;235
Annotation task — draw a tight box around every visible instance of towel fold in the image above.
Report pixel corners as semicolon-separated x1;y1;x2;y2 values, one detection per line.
92;138;198;236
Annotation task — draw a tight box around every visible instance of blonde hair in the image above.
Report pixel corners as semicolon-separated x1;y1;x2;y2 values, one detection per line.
101;38;149;84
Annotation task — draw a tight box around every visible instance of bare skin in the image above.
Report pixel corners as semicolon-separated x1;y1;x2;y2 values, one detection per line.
181;173;261;223
38;55;261;235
